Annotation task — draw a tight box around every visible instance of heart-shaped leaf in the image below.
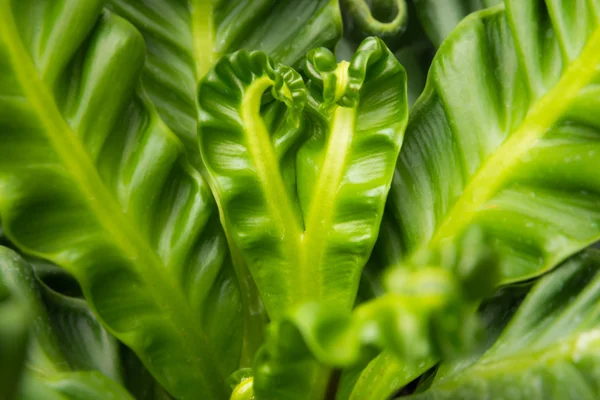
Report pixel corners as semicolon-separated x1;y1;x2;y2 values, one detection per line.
198;37;407;319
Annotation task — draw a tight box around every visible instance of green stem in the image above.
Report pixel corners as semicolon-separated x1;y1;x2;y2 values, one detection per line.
190;0;215;80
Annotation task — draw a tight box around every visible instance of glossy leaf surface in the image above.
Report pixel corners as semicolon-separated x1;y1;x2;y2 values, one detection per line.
198;37;407;318
0;3;241;399
107;0;342;168
105;0;338;359
377;0;600;284
410;250;600;399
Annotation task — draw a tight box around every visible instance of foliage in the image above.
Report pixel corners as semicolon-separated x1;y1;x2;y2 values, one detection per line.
1;1;600;399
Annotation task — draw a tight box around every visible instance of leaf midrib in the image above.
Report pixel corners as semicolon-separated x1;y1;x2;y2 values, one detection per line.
242;76;358;309
191;0;215;82
417;26;600;261
302;105;356;304
241;76;304;309
0;10;227;398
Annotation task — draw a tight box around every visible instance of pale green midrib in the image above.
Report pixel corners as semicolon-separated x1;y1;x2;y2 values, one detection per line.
190;0;214;82
333;61;350;102
241;67;358;308
0;12;227;398
435;329;600;390
417;27;600;259
241;76;304;310
302;106;356;304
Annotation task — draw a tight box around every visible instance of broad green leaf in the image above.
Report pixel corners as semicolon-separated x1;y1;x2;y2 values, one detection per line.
376;0;600;284
198;37;407;318
0;246;133;399
248;227;499;400
0;3;242;399
104;0;338;359
413;0;503;47
106;0;342;168
103;0;344;349
409;249;600;399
